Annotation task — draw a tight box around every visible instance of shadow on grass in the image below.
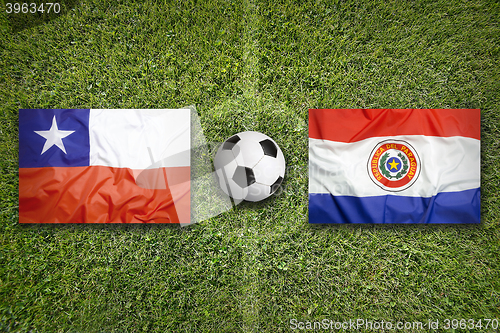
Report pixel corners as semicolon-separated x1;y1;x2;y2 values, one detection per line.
5;0;80;33
17;222;188;234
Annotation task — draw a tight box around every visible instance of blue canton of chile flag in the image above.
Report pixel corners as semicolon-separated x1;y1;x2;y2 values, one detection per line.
309;109;481;224
19;109;91;168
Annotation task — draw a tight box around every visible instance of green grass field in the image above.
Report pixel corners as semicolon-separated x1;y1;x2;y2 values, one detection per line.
1;0;499;331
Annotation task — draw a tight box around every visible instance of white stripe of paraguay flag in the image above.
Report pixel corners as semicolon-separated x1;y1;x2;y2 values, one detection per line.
308;109;481;223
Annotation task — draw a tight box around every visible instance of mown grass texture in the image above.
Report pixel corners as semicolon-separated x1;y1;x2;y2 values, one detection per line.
1;0;499;331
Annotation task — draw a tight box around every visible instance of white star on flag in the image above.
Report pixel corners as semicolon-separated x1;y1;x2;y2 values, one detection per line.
34;116;75;154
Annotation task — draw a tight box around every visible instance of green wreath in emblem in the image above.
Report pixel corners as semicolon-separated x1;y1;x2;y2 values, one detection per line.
379;152;409;179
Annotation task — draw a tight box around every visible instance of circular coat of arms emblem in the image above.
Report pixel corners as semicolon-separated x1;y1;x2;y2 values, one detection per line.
367;140;421;192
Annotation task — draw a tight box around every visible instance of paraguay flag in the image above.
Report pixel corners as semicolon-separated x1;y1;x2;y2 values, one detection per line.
309;109;480;223
19;109;190;223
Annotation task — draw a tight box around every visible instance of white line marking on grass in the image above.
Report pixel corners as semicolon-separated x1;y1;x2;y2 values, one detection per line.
239;0;262;331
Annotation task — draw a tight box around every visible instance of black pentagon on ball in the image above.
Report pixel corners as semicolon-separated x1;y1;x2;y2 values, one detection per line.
223;135;241;150
270;176;283;193
232;166;256;188
259;139;278;158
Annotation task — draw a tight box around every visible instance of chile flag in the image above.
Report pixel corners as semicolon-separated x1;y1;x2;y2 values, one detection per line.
19;109;191;223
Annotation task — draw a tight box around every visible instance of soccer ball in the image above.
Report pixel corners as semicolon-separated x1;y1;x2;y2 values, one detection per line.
214;131;285;202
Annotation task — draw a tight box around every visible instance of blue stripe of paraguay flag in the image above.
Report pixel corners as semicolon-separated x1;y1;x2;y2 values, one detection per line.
308;109;481;224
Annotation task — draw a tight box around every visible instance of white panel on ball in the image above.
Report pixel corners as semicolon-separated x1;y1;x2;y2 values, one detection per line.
246;182;271;202
276;150;286;175
233;139;264;168
253;155;284;186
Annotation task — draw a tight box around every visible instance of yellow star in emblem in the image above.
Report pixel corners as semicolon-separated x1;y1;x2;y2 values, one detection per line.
388;158;400;170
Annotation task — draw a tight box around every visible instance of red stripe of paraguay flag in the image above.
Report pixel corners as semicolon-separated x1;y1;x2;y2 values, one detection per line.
19;109;191;223
309;109;480;223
